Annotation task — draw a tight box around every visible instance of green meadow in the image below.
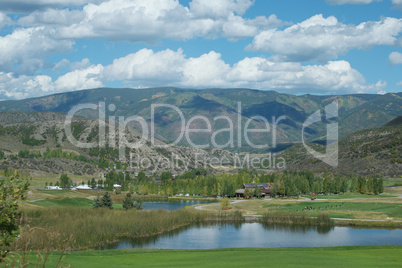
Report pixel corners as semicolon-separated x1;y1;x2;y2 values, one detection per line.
8;246;402;268
263;201;402;219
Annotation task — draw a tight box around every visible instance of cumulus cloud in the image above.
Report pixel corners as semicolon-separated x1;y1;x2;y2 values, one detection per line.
0;27;74;74
326;0;382;5
0;0;107;13
85;49;387;94
0;0;285;76
248;14;402;62
53;64;103;91
189;0;253;18
0;63;103;99
0;12;11;28
17;0;283;42
0;49;386;99
389;52;402;65
397;81;402;86
54;58;91;71
392;0;402;7
103;48;186;83
18;8;85;26
0;72;55;99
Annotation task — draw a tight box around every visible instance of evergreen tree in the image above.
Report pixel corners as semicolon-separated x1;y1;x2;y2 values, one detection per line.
92;194;102;208
122;193;134;210
90;178;96;189
101;192;113;209
133;200;143;210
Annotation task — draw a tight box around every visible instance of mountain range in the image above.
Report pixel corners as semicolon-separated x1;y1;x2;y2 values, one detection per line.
0;87;400;153
0;87;400;176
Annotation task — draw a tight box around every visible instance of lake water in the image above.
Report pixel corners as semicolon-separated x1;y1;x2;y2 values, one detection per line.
100;223;402;250
141;200;211;210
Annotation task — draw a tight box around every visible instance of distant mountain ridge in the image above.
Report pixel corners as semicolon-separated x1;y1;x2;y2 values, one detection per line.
384;116;402;127
281;119;402;176
0;114;234;176
0;87;400;150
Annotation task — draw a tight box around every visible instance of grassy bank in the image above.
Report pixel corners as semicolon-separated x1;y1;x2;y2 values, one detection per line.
8;246;402;267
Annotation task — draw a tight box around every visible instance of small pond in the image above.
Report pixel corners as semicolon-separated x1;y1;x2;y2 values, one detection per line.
141;200;211;210
100;222;402;250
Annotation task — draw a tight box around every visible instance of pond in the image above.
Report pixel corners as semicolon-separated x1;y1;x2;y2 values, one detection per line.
100;223;402;250
141;200;212;210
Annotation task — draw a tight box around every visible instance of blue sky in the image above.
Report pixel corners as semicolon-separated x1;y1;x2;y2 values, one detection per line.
0;0;401;99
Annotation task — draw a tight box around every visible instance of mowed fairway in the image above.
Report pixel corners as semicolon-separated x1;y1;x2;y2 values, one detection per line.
30;197;94;207
38;246;402;267
263;201;402;219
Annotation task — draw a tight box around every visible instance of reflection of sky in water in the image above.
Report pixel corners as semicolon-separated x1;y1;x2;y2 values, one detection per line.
105;223;402;250
141;201;212;210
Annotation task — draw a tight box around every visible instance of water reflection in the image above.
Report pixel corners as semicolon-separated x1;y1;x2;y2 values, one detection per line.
99;222;402;250
260;223;334;234
142;200;212;210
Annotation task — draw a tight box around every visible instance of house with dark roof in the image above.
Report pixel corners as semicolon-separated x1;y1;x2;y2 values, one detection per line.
235;182;274;198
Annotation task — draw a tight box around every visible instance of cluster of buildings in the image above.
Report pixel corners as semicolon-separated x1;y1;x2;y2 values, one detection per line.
235;182;275;198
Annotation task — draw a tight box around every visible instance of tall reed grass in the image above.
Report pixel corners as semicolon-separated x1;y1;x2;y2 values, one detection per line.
260;212;334;226
17;206;207;250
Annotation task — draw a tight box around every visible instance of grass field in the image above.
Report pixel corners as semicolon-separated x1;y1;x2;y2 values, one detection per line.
306;193;397;199
11;246;402;267
187;198;402;221
263;201;402;219
30;197;94;207
29;197;126;209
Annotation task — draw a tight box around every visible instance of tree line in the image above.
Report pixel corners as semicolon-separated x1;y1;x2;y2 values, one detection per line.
103;169;384;197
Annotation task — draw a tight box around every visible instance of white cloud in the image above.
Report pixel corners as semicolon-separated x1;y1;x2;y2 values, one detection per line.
392;0;402;7
0;72;55;99
326;0;381;5
0;49;385;99
54;64;103;91
0;12;11;29
18;0;283;42
182;51;231;87
0;0;107;13
189;0;253;18
397;81;402;86
18;8;85;26
0;27;74;74
248;14;402;62
101;49;386;94
103;48;185;83
54;58;91;71
389;52;402;65
0;63;103;99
